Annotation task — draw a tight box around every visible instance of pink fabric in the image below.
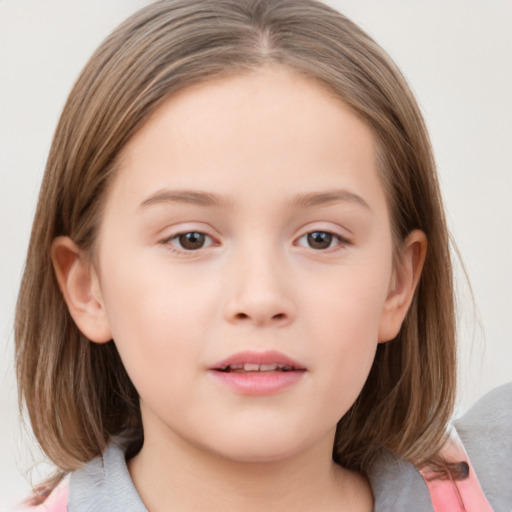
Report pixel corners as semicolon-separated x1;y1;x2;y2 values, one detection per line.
17;478;68;512
420;431;494;512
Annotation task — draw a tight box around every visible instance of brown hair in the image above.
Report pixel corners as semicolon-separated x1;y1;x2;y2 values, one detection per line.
15;0;455;477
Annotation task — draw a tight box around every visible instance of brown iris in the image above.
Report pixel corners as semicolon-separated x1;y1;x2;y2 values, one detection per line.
307;231;333;249
178;232;206;250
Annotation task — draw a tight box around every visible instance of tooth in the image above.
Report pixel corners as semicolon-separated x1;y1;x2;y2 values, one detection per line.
230;364;244;370
244;363;260;372
260;364;278;371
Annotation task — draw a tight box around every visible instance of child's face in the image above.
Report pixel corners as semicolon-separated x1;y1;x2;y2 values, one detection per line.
85;67;411;462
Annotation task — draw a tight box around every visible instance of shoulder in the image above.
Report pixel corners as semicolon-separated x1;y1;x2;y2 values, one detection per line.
15;477;69;512
68;437;147;511
368;382;512;511
454;382;512;510
16;438;146;512
455;381;512;435
367;449;434;511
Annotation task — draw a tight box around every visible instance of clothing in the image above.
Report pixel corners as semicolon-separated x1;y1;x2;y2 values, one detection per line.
454;383;512;511
21;382;512;511
420;429;493;511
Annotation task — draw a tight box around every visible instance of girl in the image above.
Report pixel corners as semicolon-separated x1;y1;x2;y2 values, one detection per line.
13;1;510;510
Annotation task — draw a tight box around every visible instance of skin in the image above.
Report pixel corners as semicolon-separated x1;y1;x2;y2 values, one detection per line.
52;66;426;511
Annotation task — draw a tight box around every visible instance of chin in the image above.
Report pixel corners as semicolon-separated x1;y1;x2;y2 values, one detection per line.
218;446;301;464
203;429;319;465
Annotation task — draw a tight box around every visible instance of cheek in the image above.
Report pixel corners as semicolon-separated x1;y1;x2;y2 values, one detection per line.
97;255;217;389
310;256;392;345
306;255;392;404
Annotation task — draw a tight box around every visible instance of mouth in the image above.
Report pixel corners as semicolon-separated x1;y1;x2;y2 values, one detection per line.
211;350;306;373
216;363;301;373
209;351;306;395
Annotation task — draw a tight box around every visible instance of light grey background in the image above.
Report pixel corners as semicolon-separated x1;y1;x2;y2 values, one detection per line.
1;1;511;509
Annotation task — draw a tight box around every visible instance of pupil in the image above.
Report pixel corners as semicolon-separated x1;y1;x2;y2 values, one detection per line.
179;232;205;250
307;231;332;249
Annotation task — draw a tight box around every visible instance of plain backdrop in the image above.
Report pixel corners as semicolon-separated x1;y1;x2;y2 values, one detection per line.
1;1;511;508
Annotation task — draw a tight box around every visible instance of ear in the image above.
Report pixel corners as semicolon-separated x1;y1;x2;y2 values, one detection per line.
378;230;427;343
51;236;112;343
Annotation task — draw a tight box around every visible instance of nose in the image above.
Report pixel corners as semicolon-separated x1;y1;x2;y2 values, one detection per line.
222;246;295;328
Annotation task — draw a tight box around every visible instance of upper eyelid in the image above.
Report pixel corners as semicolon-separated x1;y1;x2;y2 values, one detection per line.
164;231;216;244
295;226;351;241
294;230;349;246
159;222;219;240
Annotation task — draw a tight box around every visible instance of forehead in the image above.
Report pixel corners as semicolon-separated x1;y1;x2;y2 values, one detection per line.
107;66;386;216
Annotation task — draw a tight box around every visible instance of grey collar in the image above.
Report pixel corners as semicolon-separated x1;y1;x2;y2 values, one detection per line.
366;449;434;511
69;438;433;512
69;437;147;512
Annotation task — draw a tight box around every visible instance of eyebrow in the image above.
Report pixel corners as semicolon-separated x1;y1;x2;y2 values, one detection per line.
290;190;371;210
139;189;231;209
139;188;370;211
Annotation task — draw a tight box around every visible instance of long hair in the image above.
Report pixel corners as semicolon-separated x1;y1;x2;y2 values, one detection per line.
16;0;455;475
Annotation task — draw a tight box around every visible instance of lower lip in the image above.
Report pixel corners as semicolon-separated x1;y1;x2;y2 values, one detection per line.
208;370;305;395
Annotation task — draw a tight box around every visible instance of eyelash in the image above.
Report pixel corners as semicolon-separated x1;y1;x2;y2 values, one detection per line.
163;232;216;253
295;231;349;252
162;229;350;254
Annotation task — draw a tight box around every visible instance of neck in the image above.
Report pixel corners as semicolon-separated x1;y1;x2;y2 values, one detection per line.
128;423;372;512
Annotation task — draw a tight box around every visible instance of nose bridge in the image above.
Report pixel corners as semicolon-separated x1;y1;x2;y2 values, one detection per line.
223;234;294;326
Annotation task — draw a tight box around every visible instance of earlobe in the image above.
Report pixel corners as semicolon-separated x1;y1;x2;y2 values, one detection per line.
51;236;112;343
378;230;427;343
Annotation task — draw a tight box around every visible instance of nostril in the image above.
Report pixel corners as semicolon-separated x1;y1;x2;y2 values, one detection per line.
232;311;287;323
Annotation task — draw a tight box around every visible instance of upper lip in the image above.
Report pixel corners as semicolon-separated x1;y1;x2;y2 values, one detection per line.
210;350;306;372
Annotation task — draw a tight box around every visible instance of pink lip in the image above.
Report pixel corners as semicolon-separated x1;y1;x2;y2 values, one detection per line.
208;350;306;396
211;350;306;370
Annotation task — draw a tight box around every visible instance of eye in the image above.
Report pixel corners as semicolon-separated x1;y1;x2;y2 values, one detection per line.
167;232;214;251
296;231;345;250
